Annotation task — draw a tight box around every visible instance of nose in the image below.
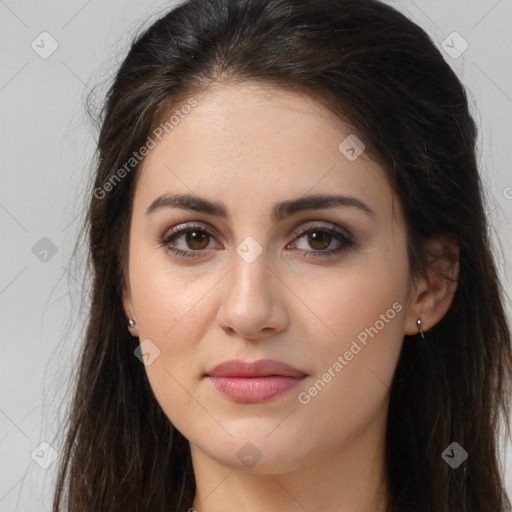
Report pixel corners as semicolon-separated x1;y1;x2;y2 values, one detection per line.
216;248;289;341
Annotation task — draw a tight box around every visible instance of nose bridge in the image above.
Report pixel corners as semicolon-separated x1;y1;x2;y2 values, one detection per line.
230;238;272;304
216;236;288;338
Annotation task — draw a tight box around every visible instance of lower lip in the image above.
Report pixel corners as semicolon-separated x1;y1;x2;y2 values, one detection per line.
207;376;306;403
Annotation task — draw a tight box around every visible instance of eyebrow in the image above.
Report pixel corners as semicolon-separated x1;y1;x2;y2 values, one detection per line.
146;193;375;221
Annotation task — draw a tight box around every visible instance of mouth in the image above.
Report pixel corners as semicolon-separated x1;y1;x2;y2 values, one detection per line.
204;359;308;403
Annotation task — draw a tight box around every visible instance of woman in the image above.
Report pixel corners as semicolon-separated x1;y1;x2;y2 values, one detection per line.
53;0;512;510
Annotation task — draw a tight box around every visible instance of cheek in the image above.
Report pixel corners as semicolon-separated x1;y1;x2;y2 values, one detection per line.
304;245;409;350
128;253;218;434
292;244;409;436
129;248;214;347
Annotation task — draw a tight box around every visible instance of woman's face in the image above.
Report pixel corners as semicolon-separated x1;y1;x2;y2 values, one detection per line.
123;82;416;474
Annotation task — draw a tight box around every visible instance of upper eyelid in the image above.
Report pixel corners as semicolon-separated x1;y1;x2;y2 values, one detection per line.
292;221;353;240
163;220;353;245
163;221;221;242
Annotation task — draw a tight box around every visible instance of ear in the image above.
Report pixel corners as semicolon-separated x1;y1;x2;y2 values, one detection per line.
122;278;139;337
404;236;459;335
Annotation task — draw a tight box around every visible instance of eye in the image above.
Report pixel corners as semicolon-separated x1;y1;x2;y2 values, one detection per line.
159;223;219;259
159;221;355;260
287;223;355;259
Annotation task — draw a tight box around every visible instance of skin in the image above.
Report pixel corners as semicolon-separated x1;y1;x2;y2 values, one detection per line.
122;81;458;512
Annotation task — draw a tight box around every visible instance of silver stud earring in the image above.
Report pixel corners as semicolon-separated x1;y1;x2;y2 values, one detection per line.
417;318;425;342
128;318;136;329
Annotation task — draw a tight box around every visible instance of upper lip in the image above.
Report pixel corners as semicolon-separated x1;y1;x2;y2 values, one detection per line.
206;359;307;378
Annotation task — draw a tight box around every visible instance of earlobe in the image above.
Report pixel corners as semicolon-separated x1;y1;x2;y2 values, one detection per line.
404;237;459;336
122;283;139;337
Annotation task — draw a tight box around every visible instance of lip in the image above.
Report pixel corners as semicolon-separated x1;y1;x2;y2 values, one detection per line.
205;359;308;403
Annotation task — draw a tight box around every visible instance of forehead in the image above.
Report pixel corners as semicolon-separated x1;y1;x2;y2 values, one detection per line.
134;81;395;222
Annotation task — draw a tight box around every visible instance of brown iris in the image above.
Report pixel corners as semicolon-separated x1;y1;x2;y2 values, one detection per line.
307;231;331;250
186;230;210;250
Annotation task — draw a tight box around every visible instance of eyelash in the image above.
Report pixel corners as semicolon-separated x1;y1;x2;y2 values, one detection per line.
158;222;355;260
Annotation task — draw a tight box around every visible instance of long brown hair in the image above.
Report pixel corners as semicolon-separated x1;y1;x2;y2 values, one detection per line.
53;0;512;510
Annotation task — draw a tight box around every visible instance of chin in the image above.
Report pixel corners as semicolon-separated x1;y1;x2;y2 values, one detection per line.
199;434;314;475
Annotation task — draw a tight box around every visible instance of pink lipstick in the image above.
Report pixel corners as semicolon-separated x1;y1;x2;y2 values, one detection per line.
205;359;307;403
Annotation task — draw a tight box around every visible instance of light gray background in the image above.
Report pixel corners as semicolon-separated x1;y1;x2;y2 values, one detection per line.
0;0;511;510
